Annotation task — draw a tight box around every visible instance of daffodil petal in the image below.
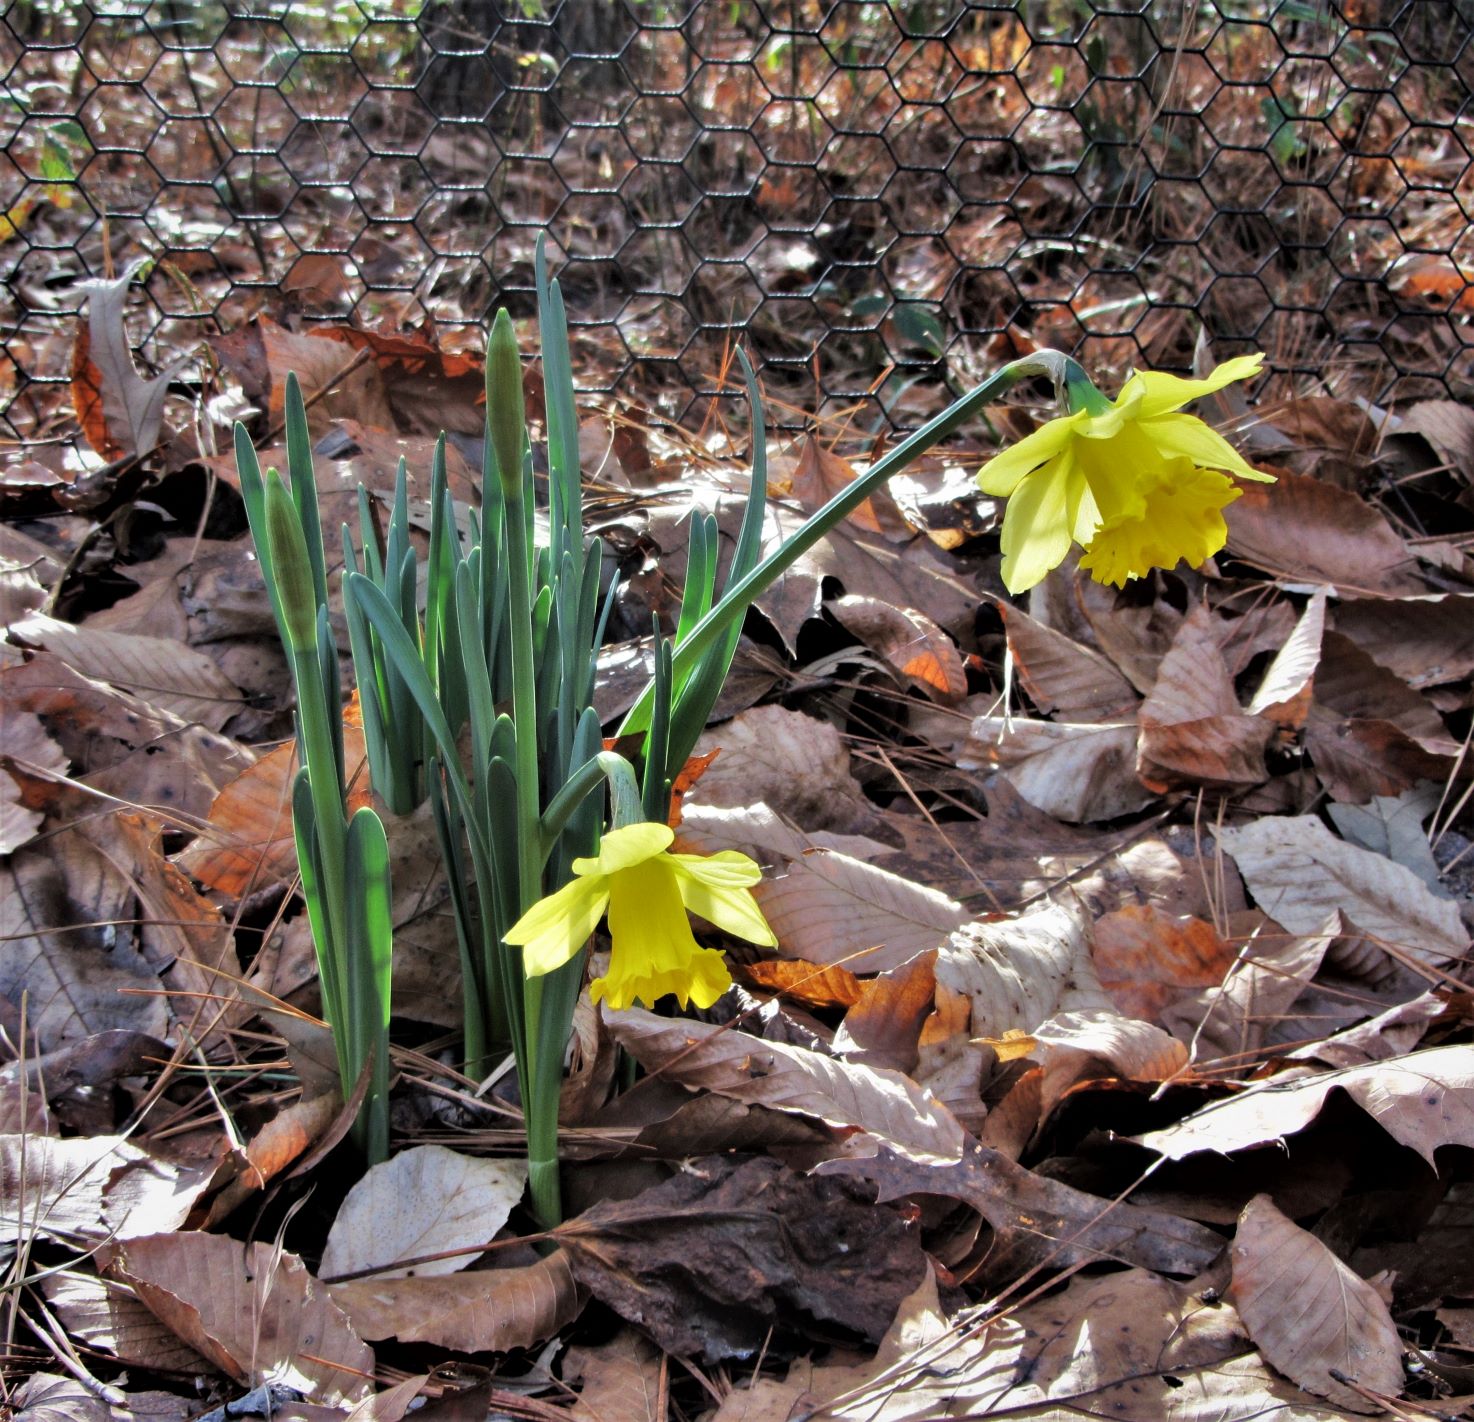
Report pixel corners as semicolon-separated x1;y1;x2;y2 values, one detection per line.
977;414;1078;495
1142;412;1274;482
571;821;674;878
1126;354;1265;420
1079;463;1238;586
997;453;1084;593
672;864;777;947
504;875;609;977
668;849;763;887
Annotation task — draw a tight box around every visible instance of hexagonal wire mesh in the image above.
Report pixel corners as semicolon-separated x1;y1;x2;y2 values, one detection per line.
2;0;1471;449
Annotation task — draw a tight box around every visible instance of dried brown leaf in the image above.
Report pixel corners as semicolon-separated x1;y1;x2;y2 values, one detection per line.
566;1327;664;1422
830;593;968;702
678;802;966;974
992;597;1139;722
1231;1194;1403;1412
329;1250;580;1352
559;1155;928;1362
11;613;243;732
112;1232;373;1405
1225;472;1422;593
41;1269;212;1375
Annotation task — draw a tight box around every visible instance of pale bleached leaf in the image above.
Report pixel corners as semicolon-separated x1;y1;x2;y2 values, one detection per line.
1136;1043;1474;1165
1218;815;1466;964
320;1145;527;1282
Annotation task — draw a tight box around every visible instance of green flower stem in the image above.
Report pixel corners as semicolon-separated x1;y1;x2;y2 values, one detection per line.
619;351;1066;742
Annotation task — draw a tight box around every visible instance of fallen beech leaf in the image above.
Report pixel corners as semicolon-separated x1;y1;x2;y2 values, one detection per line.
41;1269;211;1375
178;720;369;897
834;951;938;1074
1137;604;1272;792
690;705;877;834
1;841;172;1050
1;1135;205;1246
1247;588;1325;732
1219;815;1467;965
1137;1043;1474;1163
15;1372;110;1422
11;613;243;732
606;1007;966;1165
991;597;1139;722
112;1232;373;1405
821;1140;1222;1282
566;1326;665;1422
677;802;966;974
784;434;912;539
202;1091;345;1226
959;716;1151;823
1225;472;1422;593
740;957;863;1009
320;1145;527;1282
1331;594;1474;689
1231;1194;1404;1412
1313;631;1456;753
558;1155;928;1362
71;260;184;460
829;593;968;702
329;1250;579;1352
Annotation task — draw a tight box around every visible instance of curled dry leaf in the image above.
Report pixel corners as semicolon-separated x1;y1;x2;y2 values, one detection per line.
1331;593;1474;690
41;1269;212;1375
1247;588;1325;732
566;1327;664;1422
329;1249;580;1353
1;1134;206;1246
712;1261;1331;1421
320;1145;528;1283
1218;815;1467;965
177;719;369;898
1136;1042;1474;1164
821;1141;1223;1282
829;593;968;703
958;716;1150;823
1230;1194;1404;1413
558;1155;928;1363
689;705;877;835
111;1232;373;1405
606;1006;966;1165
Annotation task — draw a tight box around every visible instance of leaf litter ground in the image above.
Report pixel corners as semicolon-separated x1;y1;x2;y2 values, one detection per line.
3;305;1474;1422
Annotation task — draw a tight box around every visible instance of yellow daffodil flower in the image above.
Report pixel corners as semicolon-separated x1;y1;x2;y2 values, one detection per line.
978;353;1275;592
505;821;776;1011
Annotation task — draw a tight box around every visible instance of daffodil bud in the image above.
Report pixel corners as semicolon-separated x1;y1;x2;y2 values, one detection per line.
264;472;318;652
486;307;526;498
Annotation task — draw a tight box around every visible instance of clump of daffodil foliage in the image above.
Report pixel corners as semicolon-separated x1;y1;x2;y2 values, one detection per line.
978;353;1272;592
244;239;1271;1223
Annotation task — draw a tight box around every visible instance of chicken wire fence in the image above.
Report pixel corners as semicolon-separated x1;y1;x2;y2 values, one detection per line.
3;0;1472;448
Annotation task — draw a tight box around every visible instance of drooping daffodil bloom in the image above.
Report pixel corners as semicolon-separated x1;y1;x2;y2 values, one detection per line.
978;353;1275;593
505;821;775;1011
